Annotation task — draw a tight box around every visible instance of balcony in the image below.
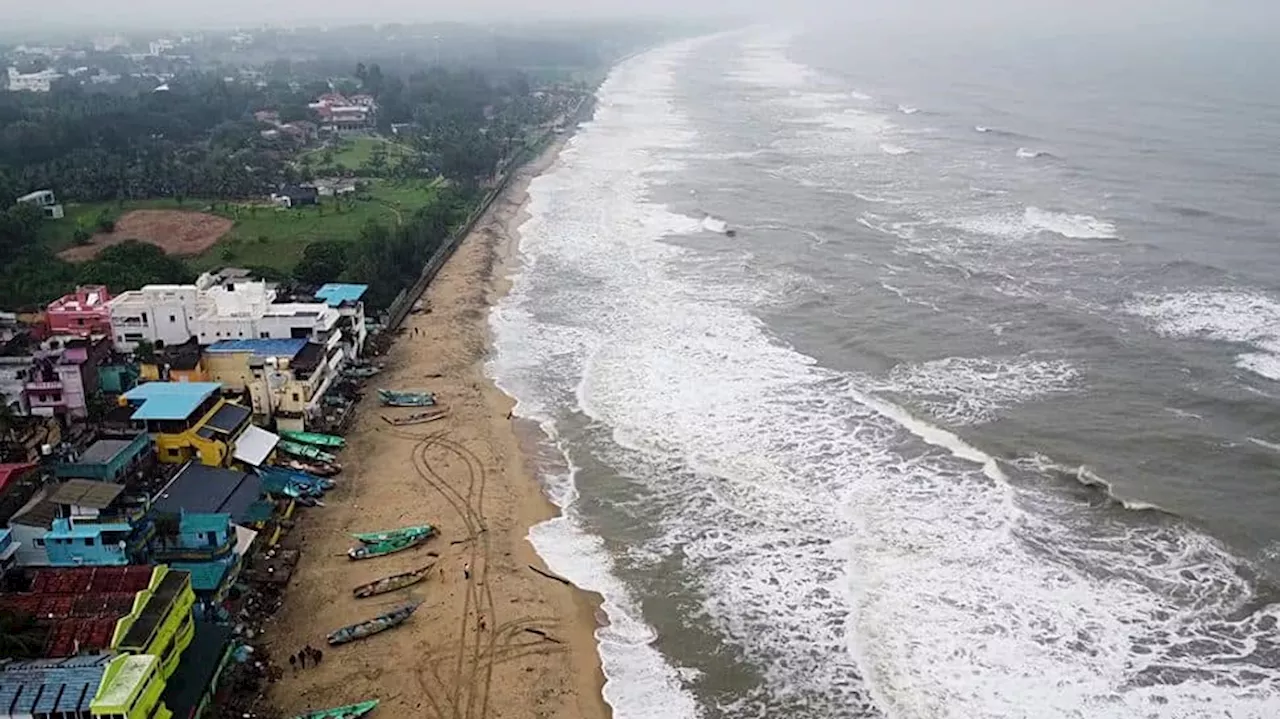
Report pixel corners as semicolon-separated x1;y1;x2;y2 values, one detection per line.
25;379;64;392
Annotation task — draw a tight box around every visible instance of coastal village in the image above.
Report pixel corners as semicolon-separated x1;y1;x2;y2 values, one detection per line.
0;138;601;719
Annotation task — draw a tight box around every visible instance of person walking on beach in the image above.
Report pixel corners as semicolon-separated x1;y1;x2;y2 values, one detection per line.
288;653;297;672
311;647;324;666
463;562;471;580
478;613;486;632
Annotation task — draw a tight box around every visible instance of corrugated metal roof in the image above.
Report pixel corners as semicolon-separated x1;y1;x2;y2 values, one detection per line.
47;479;124;509
123;382;222;421
0;655;113;714
315;283;369;307
204;338;308;357
152;462;261;521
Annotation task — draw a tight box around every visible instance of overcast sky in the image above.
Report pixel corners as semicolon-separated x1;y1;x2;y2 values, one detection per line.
5;0;1276;35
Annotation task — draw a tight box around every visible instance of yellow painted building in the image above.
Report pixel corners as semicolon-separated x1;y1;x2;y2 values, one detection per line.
91;654;173;719
202;338;331;432
119;382;277;469
112;566;196;679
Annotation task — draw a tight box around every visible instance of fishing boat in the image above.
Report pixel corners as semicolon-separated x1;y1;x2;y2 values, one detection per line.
279;430;346;448
348;530;434;560
352;525;435;544
278;440;338;464
327;602;421;646
377;389;436;407
343;365;382;379
381;410;448;426
280;457;341;477
289;699;379;719
353;563;435;598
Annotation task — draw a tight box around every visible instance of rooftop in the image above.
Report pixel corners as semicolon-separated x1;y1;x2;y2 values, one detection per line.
119;571;188;649
205;337;307;358
47;479;124;510
152;462;261;521
0;462;37;493
10;489;58;529
95;654;157;708
122;382;222;421
0;655;113;715
74;435;144;467
160;621;233;719
315;283;369;307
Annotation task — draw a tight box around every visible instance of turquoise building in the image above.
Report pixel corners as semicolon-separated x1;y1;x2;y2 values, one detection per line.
55;432;152;484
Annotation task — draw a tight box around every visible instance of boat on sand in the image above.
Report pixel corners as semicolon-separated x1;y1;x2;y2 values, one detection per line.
327;602;421;646
353;562;436;598
352;525;435;544
348;530;435;560
289;699;379;719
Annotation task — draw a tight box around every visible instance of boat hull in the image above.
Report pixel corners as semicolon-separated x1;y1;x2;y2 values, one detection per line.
353;562;435;598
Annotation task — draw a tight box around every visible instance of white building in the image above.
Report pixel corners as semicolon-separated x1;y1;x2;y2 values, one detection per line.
6;67;61;93
108;273;344;355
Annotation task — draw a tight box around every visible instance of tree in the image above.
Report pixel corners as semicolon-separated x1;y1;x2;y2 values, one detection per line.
0;612;46;660
133;339;156;364
293;241;349;285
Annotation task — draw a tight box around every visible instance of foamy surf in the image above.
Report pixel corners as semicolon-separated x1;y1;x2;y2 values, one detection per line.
953;207;1119;240
1126;289;1280;381
494;31;1280;719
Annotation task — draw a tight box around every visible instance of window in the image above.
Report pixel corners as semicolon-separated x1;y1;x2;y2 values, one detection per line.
167;448;181;458
260;332;269;338
76;317;85;325
206;531;218;546
141;312;148;325
34;538;45;547
292;392;300;402
84;537;95;546
169;314;176;323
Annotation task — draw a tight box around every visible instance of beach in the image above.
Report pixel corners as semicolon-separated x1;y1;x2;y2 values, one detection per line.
263;134;609;719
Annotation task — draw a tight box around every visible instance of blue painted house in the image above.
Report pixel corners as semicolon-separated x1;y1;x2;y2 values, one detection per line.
38;479;152;567
149;461;262;604
314;283;368;357
55;432;152;484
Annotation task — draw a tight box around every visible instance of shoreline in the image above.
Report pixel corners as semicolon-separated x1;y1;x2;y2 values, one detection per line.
263;130;610;719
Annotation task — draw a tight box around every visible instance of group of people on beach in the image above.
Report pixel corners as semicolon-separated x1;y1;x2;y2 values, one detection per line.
288;645;324;671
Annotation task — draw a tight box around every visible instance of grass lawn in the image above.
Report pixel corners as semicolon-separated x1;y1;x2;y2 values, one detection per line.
302;136;416;172
43;179;442;273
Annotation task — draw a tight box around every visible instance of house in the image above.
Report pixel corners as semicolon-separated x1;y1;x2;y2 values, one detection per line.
97;357;141;395
41;479;149;566
8;488;58;566
307;177;358;197
315;283;369;357
25;335;112;419
6;67;62;93
149;462;262;602
55;432;153;484
46;285;113;337
139;338;207;383
203;339;335;431
270;184;318;208
0;461;41;525
108;272;343;353
308;92;377;133
120;382;278;468
253;109;280;125
15;188;65;218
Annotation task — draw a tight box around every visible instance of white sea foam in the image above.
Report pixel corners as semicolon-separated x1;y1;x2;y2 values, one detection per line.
1126;289;1280;381
731;39;814;89
850;90;873;101
494;33;1280;719
1015;146;1052;159
700;215;729;234
896;104;919;115
954;207;1119;240
875;355;1081;425
879;143;913;156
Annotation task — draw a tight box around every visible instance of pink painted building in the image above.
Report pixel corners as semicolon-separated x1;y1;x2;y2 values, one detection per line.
46;286;113;337
24;336;110;419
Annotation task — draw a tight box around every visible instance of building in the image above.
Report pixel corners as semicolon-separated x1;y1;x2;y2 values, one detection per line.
25;335;111;419
0;462;40;525
46;286;113;337
0;566;157;657
108;273;343;354
0;528;17;577
150;462;261;603
6;67;62;93
203;339;335;431
0;655;121;719
120;382;277;468
55;433;152;484
314;283;368;357
308;92;377;133
7;489;56;566
5;478;152;568
139;339;207;383
15;188;64;218
269;184;318;208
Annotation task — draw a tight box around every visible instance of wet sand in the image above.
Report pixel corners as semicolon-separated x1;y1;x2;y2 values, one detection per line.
264;135;609;719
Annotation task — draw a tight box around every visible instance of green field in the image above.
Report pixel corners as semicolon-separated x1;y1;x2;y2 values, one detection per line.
302;136;417;172
44;179;443;272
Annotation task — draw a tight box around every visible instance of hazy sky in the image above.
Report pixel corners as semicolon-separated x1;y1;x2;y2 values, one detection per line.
4;0;1276;36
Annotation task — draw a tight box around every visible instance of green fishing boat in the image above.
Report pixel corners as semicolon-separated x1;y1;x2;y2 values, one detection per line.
290;700;379;719
352;525;435;544
348;530;434;560
279;430;346;448
278;440;338;464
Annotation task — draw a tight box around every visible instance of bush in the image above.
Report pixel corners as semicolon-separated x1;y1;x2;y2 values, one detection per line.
95;211;116;233
72;227;92;245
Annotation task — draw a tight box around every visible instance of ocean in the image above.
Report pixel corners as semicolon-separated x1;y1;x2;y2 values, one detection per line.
489;26;1280;719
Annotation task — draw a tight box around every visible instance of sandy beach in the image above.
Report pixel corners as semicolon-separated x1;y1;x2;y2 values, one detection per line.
264;136;609;719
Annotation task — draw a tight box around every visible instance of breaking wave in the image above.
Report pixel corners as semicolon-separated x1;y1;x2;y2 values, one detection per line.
1126;289;1280;381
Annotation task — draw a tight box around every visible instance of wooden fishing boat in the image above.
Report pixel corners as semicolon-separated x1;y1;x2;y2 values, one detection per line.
279;430;346;448
353;562;435;598
327;602;421;646
347;530;434;560
352;525;435;544
342;366;382;379
280;457;341;477
289;699;379;719
377;389;436;407
381;410;448;426
278;440;338;464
